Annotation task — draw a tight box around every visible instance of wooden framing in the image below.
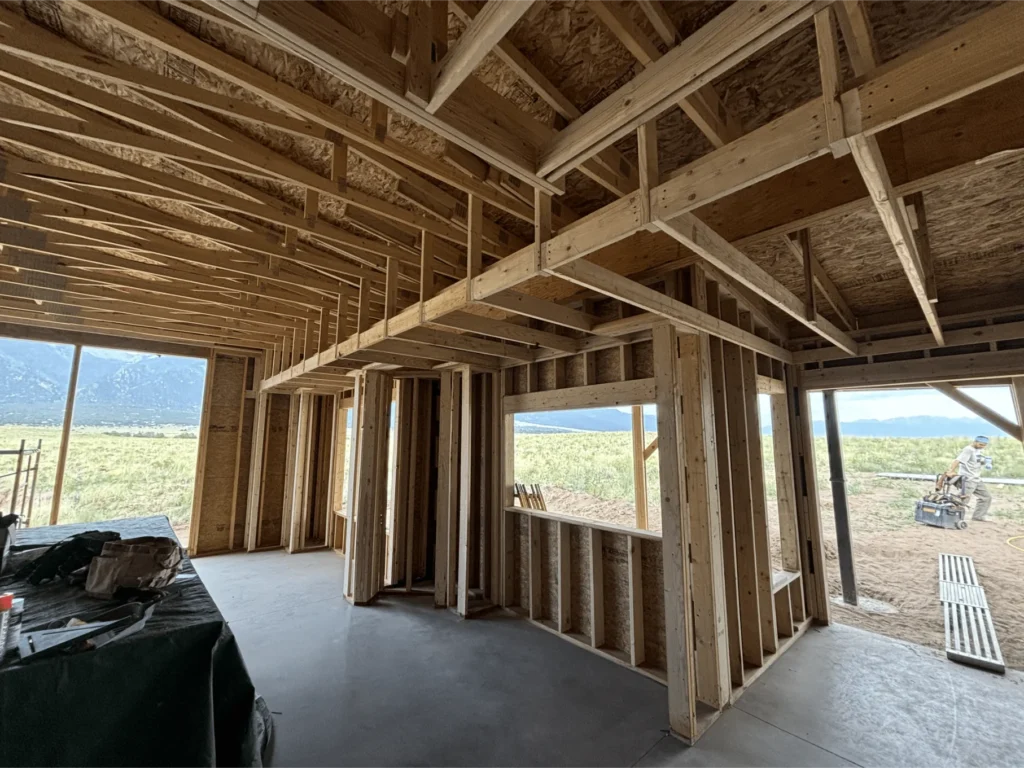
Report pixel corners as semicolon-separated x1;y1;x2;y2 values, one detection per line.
1;0;1023;750
48;344;82;526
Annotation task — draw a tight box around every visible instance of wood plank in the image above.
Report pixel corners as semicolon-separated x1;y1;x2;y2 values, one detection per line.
48;344;82;525
656;213;857;354
631;405;648;530
719;300;762;669
528;514;542;620
652;323;695;739
738;313;776;654
814;7;849;157
590;1;743;148
503;378;656;413
428;1;534;113
847;134;943;345
538;2;815;178
627;534;645;667
706;283;744;686
679;271;729;709
434;372;453;606
589;528;605;648
456;365;473;616
801;349;1024;390
501;393;516;606
558;521;571;632
786;368;830;622
556;259;792;362
770;390;802;573
782;233;856;331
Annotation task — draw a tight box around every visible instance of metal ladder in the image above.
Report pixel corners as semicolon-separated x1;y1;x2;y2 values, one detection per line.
939;553;1004;673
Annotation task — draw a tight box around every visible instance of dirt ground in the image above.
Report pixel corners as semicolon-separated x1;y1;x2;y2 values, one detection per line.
817;473;1024;671
539;474;1024;670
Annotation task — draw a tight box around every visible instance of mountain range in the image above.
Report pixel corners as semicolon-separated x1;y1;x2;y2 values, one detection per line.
0;338;207;425
515;409;1007;439
0;339;1009;438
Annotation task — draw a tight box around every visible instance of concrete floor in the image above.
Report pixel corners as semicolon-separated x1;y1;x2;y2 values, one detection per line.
195;550;1024;767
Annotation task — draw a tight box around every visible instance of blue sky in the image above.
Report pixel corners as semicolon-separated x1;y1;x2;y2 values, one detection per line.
625;385;1016;425
807;386;1015;422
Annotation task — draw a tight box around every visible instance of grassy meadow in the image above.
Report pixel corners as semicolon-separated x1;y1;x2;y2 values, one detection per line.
515;432;1024;526
0;424;199;528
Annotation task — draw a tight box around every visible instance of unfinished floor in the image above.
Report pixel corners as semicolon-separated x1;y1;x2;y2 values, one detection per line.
195;550;1024;767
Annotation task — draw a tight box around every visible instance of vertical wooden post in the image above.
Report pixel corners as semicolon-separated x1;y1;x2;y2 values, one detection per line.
631;405;648;529
435;372;454;606
706;282;744;686
343;375;364;598
720;300;762;669
288;392;311;553
627;534;645;666
403;381;420;590
466;195;483;297
446;373;462;608
10;440;25;519
679;312;730;708
189;352;217;553
652;323;695;741
528;515;542;619
771;386;802;573
490;372;502;604
823;389;857;605
739;313;776;654
245;391;269;552
456;365;474;616
49;344;82;525
589;529;605;648
420;231;436;305
786;368;831;623
357;278;370;336
557;521;571;632
500;372;516;607
351;371;391;604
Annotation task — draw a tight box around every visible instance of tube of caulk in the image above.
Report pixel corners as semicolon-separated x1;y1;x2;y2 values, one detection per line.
4;597;23;657
0;593;12;659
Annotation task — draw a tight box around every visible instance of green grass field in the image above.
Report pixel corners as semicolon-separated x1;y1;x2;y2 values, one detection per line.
4;423;1023;534
515;432;1024;525
0;424;199;528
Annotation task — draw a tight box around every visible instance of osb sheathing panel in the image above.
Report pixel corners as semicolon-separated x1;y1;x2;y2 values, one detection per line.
195;353;245;555
594;348;622;385
569;525;592;639
258;393;292;548
632;340;654;379
640;538;666;671
564;354;585;389
740;153;1024;320
601;531;631;654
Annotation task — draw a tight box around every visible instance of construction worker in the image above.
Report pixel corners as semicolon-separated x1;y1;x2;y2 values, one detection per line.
947;435;993;521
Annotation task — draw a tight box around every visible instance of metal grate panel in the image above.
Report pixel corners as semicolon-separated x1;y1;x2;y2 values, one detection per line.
938;553;1004;674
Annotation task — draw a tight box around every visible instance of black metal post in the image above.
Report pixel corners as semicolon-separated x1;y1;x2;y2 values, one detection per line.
823;389;857;606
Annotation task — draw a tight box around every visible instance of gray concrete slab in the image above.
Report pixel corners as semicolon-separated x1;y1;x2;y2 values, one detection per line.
635;708;854;768
734;623;1024;768
194;550;1024;767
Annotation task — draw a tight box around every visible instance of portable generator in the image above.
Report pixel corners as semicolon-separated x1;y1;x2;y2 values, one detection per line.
915;474;969;530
